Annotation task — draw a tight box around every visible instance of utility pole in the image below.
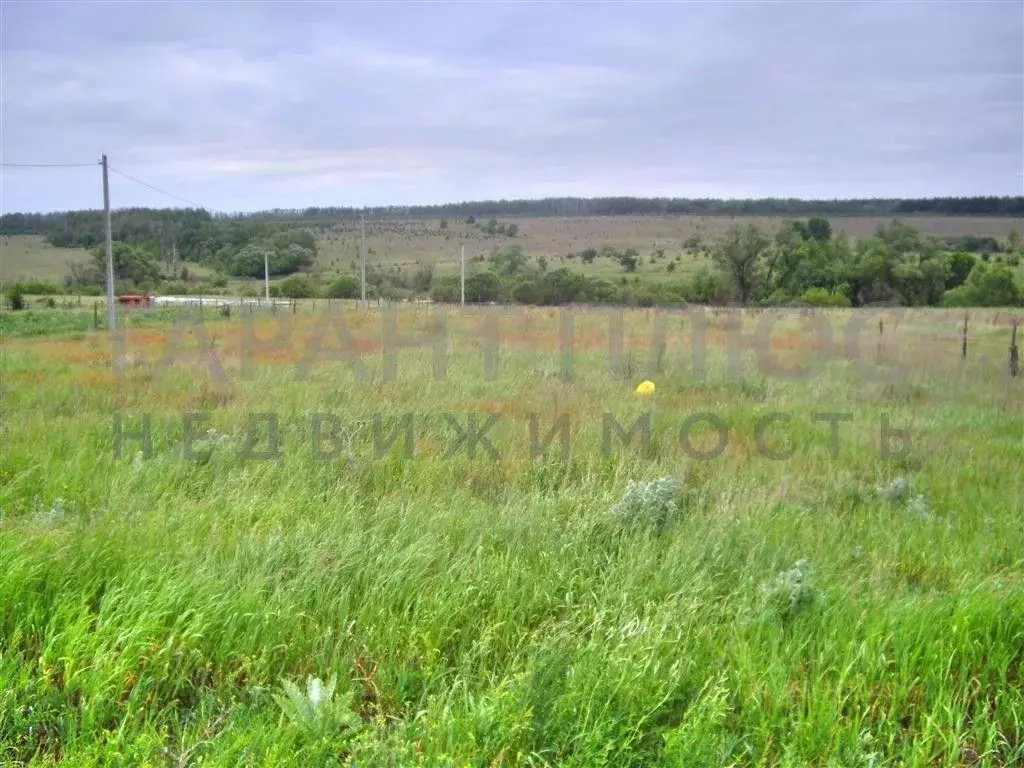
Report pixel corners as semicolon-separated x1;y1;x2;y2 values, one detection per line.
360;211;366;306
460;243;466;307
264;251;270;301
101;154;115;333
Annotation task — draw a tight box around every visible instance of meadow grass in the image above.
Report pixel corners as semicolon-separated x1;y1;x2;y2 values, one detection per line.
0;236;91;283
1;305;1022;766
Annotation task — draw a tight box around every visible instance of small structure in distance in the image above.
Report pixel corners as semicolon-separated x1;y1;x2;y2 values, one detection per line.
117;294;152;308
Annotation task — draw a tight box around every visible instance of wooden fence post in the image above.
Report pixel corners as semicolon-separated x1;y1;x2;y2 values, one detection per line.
1011;320;1020;378
962;311;968;359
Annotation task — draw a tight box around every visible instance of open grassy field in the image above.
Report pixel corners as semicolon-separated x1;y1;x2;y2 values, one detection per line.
0;235;92;283
1;303;1022;765
314;215;1024;276
0;235;222;289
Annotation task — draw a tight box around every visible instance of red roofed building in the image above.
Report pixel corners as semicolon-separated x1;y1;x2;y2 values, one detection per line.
117;295;152;308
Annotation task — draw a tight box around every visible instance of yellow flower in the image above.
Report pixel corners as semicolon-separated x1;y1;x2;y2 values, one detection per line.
635;380;656;396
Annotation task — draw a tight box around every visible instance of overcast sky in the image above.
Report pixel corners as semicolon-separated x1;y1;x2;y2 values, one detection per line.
2;1;1022;213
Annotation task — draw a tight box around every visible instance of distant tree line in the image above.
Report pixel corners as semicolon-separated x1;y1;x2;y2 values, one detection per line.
0;208;213;247
232;196;1024;219
3;195;1021;239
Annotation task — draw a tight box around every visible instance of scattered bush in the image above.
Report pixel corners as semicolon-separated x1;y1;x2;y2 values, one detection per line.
222;241;315;279
806;216;832;242
161;280;189;295
474;218;518;237
4;283;26;310
430;276;460;303
326;275;361;299
4;280;62;296
91;241;162;284
411;264;434;294
278;275;317;299
801;287;851;307
687;266;730;303
465;272;503;303
946;251;978;289
943;235;1000;255
488;245;528;275
942;263;1022;307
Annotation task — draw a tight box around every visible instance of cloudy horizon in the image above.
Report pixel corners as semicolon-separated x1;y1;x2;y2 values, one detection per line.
2;1;1022;214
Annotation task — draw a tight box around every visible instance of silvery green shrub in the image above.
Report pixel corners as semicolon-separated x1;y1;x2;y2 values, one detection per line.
876;476;913;503
33;498;66;526
759;559;816;622
189;428;232;464
610;476;681;531
877;476;932;519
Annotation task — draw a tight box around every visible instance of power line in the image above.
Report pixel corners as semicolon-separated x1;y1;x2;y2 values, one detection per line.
107;165;206;208
1;158;207;208
0;161;99;168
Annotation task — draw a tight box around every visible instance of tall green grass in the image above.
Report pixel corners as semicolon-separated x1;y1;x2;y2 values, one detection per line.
1;307;1021;766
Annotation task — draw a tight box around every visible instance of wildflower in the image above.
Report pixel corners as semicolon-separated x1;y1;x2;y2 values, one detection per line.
635;380;656;396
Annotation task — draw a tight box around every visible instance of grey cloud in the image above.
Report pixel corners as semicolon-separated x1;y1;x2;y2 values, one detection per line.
2;1;1021;212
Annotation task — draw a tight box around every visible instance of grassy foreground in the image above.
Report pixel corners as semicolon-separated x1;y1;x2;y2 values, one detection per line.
1;305;1022;766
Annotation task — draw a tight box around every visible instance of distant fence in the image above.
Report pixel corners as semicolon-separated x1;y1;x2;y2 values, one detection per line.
150;296;294;309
